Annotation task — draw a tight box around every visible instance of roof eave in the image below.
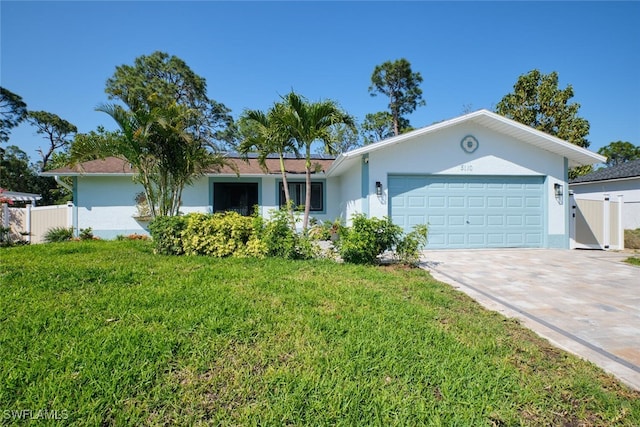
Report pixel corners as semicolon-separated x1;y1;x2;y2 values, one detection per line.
570;175;640;186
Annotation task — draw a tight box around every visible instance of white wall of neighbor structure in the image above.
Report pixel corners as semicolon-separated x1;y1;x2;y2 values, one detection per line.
570;178;640;229
362;123;569;246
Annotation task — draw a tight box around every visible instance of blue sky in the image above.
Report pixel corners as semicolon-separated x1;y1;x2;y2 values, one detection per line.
1;1;639;162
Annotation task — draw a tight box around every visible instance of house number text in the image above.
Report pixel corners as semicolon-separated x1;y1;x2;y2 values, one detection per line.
460;164;473;172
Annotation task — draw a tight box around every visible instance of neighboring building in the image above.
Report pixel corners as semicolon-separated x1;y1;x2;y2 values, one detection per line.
43;109;605;249
0;191;43;206
570;159;640;230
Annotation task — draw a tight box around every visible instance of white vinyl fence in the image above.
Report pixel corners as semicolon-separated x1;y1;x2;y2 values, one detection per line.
1;202;73;244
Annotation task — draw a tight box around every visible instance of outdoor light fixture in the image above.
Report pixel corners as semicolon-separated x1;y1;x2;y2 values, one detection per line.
375;181;382;196
554;183;564;204
554;183;563;197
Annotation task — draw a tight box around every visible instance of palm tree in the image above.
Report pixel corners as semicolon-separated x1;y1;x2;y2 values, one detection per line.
71;103;230;217
238;104;300;225
279;92;355;230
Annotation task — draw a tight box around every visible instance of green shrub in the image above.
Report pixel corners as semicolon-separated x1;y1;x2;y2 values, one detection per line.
181;212;267;258
44;226;74;243
395;224;428;266
336;214;402;264
308;218;342;242
79;227;94;240
260;208;314;260
148;215;188;255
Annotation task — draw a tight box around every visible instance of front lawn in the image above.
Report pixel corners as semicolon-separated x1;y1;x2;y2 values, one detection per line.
1;241;638;425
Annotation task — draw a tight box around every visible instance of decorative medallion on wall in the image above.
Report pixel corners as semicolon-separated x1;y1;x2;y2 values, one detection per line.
460;135;479;154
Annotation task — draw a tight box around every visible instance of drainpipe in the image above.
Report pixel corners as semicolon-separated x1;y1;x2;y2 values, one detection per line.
54;175;73;192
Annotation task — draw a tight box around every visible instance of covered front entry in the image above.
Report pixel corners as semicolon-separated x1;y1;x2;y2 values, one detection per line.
389;175;545;249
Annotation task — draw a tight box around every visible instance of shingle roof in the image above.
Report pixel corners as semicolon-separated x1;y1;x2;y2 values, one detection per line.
41;155;335;177
570;159;640;184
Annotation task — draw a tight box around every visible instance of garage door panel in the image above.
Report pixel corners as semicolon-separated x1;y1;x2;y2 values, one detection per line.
487;197;504;208
506;197;523;208
408;215;426;227
526;234;542;245
389;175;544;249
526;197;542;207
429;233;445;245
429;197;445;208
506;215;522;226
525;215;541;226
408;196;426;207
468;215;485;226
468;234;486;245
448;196;465;207
448;234;466;245
448;215;465;226
487;234;505;244
468;197;485;208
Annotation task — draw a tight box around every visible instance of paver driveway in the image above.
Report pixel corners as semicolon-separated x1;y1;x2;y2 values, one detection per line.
420;249;640;390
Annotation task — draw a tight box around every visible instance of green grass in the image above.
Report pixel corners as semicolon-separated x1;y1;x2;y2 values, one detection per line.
625;256;640;266
1;241;639;425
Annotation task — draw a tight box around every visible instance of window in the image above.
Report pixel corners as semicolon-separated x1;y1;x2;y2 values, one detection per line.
279;181;324;212
213;182;258;216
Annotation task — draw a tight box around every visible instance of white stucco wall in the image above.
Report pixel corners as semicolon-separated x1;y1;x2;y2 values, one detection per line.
76;174;343;238
76;176;211;238
335;159;363;223
570;178;640;229
359;123;569;246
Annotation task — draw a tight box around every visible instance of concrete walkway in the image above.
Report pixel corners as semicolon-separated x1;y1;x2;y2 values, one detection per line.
419;249;640;390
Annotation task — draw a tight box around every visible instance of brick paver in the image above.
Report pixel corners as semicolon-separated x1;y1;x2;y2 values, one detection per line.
420;249;640;390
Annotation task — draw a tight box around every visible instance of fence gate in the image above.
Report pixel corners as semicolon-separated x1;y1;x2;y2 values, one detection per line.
570;194;623;250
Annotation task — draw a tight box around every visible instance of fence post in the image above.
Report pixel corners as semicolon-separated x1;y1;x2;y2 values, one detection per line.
2;203;8;228
26;203;32;243
603;195;610;250
618;195;624;250
66;201;75;236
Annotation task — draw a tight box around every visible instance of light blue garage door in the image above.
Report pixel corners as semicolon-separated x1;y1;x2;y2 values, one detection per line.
389;175;545;249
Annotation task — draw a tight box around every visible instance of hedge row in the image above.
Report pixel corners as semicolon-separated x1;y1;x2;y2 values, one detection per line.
149;211;428;265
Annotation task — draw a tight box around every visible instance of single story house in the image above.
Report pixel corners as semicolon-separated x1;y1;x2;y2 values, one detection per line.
43;109;605;249
570;159;640;230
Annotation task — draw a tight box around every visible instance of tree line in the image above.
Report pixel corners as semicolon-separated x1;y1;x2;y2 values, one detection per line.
1;52;638;214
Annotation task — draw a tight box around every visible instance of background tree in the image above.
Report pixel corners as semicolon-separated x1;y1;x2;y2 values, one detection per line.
279;91;355;230
73;52;237;217
26;111;77;171
368;58;425;136
361;111;411;144
597;141;640;167
105;51;235;148
0;87;28;143
322;123;360;154
0;145;69;205
496;69;591;178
